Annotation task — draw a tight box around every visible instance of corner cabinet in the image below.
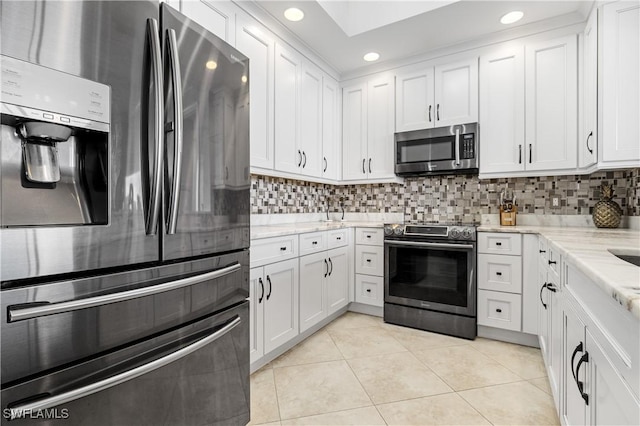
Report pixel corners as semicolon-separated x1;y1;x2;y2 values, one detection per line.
342;75;395;181
600;1;640;167
525;34;578;171
395;58;478;132
180;0;236;45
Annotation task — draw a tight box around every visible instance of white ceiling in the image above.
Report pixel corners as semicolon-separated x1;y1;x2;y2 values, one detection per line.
254;1;591;75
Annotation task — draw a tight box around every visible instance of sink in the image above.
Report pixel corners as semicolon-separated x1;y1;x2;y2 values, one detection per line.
608;249;640;267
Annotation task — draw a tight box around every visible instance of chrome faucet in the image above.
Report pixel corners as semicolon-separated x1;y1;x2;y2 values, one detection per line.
340;197;345;221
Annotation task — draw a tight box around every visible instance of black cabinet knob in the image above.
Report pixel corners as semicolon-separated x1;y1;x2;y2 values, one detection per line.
280;247;286;251
366;289;371;293
496;308;502;313
496;272;502;276
366;259;372;263
496;242;502;246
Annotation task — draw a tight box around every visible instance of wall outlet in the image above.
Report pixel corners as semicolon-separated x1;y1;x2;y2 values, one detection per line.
551;197;560;208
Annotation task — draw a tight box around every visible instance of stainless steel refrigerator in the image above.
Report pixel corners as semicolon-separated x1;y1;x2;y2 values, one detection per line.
0;1;250;424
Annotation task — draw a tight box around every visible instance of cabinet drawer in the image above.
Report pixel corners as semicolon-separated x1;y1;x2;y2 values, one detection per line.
355;245;384;276
327;228;349;249
478;232;522;255
477;290;522;331
355;274;383;307
299;231;327;256
355;227;384;246
478;254;523;294
251;235;298;268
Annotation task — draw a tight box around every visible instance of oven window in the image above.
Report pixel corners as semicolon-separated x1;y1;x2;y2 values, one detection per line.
397;136;454;163
388;246;469;307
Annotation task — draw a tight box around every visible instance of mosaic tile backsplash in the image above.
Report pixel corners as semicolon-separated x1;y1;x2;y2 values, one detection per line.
250;169;640;223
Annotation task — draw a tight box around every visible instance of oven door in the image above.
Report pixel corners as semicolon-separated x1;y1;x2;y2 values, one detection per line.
384;240;476;317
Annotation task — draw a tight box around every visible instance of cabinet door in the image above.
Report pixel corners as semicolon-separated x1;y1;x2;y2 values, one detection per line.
367;75;395;179
395;68;434;131
342;83;368;180
522;234;539;335
434;58;478;127
525;35;578;171
580;8;598;168
538;266;550;360
249;267;265;364
479;46;525;174
586;329;640;426
562;302;588;426
299;60;324;177
322;75;341;180
549;274;562;406
327;246;350;315
180;0;236;45
263;258;299;354
601;2;640;163
274;43;301;174
236;13;274;170
299;252;327;333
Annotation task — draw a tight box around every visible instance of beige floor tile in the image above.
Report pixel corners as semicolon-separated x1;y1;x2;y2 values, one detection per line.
249;368;280;425
381;322;470;352
470;338;547;379
377;393;491;425
322;312;383;332
270;331;343;368
327;326;407;359
252;423;281;426
529;377;553;395
414;345;522;391
273;360;372;420
459;381;559;425
280;407;386;425
348;351;453;404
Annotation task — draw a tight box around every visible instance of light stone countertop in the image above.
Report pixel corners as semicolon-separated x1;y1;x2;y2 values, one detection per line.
478;224;640;320
250;220;385;240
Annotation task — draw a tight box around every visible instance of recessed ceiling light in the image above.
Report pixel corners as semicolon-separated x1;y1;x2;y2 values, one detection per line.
500;11;524;25
363;52;380;62
284;7;304;22
205;60;217;70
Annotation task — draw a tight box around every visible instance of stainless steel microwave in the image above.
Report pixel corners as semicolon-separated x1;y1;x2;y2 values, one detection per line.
394;123;478;176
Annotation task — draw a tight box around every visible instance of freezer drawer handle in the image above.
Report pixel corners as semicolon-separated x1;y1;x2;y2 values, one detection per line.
8;263;241;322
6;315;241;421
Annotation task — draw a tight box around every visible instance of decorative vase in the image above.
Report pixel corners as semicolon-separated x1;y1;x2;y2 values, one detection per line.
592;184;623;228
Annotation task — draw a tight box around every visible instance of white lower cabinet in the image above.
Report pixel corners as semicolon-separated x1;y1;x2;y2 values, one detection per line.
477;290;521;331
353;227;384;307
327;247;350;315
249;258;299;364
355;274;383;307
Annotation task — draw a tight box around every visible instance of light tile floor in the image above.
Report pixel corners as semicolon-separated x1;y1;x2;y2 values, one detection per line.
249;312;559;426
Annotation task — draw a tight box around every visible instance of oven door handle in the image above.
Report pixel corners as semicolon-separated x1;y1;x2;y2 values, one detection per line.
8;263;241;322
385;240;474;250
5;316;241;420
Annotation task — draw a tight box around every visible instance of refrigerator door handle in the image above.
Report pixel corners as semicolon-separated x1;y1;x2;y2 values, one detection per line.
8;263;241;322
165;28;183;235
146;18;164;236
5;315;241;420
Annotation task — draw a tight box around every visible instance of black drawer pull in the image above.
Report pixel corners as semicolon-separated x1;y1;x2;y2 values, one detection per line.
366;235;372;239
548;260;557;265
280;247;287;251
337;237;342;240
496;272;502;276
496;308;502;313
366;289;371;293
539;250;546;253
312;241;318;245
495;242;502;246
366;259;372;263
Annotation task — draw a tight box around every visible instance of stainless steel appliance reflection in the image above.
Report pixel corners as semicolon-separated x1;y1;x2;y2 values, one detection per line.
384;223;477;339
1;1;250;424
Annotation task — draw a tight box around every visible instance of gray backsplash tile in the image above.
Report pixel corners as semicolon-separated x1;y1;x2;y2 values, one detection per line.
251;168;640;222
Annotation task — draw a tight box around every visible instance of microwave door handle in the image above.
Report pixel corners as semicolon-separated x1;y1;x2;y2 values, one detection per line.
166;28;183;235
5;315;241;421
146;18;164;236
455;128;460;165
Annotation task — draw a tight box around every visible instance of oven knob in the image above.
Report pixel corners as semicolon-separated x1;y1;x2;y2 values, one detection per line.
384;225;394;236
449;228;460;239
462;228;473;239
394;226;404;236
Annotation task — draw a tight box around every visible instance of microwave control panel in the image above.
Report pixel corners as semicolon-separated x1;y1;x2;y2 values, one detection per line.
461;134;475;159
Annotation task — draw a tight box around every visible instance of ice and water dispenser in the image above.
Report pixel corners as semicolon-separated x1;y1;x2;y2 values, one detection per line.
1;55;110;227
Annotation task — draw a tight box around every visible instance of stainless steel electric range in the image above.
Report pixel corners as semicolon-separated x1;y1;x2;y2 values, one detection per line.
383;223;477;339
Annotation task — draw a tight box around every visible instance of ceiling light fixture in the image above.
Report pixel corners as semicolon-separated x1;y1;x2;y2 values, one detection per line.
284;7;304;22
363;52;380;62
500;11;524;25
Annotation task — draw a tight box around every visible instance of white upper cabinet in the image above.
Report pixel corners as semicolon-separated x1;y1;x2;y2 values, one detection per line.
600;1;640;166
434;59;479;127
180;0;236;45
525;34;578;171
580;7;598;168
274;42;302;174
235;12;275;170
395;58;477;132
366;75;395;180
299;60;324;177
395;68;434;131
322;76;341;180
342;82;368;180
479;45;525;174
